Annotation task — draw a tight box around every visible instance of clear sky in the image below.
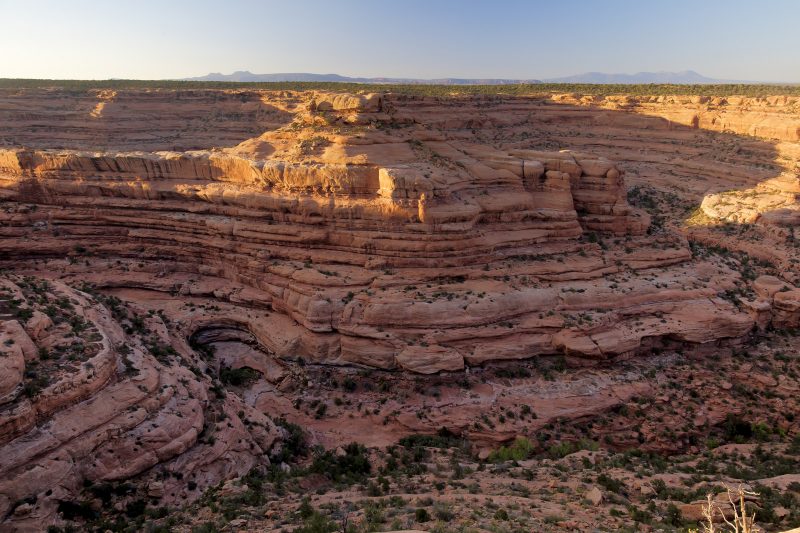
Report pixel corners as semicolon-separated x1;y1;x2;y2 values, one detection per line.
1;0;798;82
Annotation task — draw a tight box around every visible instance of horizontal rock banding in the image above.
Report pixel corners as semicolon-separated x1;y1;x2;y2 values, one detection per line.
3;89;793;373
3;87;800;530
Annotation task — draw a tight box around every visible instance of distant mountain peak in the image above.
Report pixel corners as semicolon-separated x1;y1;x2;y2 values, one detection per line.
542;70;752;84
182;70;755;85
182;72;541;85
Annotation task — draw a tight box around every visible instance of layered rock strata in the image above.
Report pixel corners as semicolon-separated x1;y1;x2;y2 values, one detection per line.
2;87;800;530
0;275;284;529
0;89;770;375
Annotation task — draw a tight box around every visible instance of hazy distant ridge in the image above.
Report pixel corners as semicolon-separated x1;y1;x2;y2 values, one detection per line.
184;70;756;85
543;70;753;84
183;71;542;85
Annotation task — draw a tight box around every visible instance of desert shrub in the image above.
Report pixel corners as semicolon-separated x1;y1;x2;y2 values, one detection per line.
398;427;464;449
488;436;534;462
597;473;625;495
433;502;454;521
722;414;754;443
628;505;652;523
366;481;382;497
56;500;97;521
494;365;531;379
341;377;357;392
230;467;268;507
86;482;133;505
191;523;219;533
124;498;147;518
272;418;307;462
750;422;772;442
547;438;599;459
297;497;314;519
362;500;385;526
219;366;260;387
308;443;371;485
147;341;178;363
664;503;683;526
22;369;50;398
15;307;33;321
295;511;338;533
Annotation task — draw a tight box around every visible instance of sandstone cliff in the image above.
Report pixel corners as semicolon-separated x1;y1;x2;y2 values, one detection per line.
1;87;800;530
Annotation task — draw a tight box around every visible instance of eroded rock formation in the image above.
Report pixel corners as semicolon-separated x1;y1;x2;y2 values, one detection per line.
1;89;774;375
0;275;286;529
2;87;800;530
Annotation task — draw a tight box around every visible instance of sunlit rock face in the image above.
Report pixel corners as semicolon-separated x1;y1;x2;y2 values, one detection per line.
0;274;285;528
2;88;775;375
2;86;800;530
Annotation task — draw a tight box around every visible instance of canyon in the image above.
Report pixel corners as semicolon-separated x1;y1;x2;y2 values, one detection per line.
1;85;799;531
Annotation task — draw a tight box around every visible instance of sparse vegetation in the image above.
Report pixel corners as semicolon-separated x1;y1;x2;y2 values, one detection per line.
3;78;800;97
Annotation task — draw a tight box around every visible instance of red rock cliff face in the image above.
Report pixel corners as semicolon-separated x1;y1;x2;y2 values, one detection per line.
0;88;293;151
2;88;799;375
2;87;800;530
571;93;800;142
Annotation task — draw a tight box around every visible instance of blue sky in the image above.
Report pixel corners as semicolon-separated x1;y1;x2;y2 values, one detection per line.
1;0;798;81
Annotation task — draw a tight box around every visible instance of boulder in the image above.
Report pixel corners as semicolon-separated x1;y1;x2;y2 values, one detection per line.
586;486;603;506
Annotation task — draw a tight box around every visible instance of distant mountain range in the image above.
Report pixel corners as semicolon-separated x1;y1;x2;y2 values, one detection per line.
183;70;761;85
542;70;754;84
183;71;540;85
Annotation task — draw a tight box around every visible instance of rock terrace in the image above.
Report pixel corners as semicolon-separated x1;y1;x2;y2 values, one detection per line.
1;87;799;530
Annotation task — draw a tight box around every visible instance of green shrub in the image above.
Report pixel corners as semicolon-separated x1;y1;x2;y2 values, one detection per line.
273;418;307;462
597;473;625;495
125;498;147;518
15;307;33;321
433;502;454;521
191;524;219;533
489;436;534;462
547;438;599;459
341;377;357;392
56;500;97;521
308;443;371;485
295;511;338;533
219;366;260;387
664;503;683;526
751;422;772;442
399;427;465;449
628;505;652;523
298;497;314;519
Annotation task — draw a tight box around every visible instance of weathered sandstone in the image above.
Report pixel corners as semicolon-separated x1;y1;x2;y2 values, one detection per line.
1;87;800;530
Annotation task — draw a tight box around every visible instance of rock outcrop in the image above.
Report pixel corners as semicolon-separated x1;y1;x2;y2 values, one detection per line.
0;275;284;529
2;86;800;531
0;89;770;377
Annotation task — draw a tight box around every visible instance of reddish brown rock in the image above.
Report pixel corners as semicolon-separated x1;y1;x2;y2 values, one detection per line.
1;86;799;531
